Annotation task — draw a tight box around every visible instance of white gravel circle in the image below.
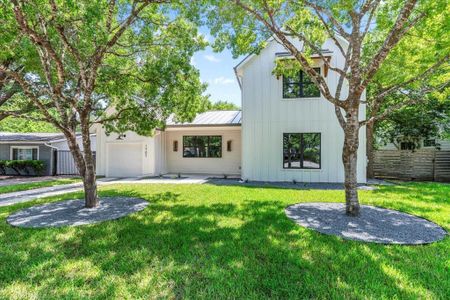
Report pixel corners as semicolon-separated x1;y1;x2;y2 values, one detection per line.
285;203;447;245
7;197;149;228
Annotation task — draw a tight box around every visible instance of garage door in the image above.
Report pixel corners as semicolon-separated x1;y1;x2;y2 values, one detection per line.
107;143;142;177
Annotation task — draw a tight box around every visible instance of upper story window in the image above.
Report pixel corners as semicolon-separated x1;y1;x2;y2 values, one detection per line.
183;136;222;158
11;147;39;160
283;68;321;99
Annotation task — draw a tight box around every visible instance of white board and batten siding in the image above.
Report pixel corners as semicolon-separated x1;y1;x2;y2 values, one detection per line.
165;127;241;175
237;38;367;183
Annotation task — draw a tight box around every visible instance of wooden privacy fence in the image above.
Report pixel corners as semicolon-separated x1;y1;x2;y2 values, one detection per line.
373;150;450;182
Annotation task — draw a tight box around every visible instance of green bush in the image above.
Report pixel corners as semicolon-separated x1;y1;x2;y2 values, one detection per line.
0;160;45;176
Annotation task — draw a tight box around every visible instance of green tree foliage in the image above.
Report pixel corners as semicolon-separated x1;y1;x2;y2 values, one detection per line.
0;0;208;207
376;97;450;149
207;100;240;111
0;118;57;133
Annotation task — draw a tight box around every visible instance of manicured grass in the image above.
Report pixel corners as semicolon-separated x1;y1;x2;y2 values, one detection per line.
0;178;80;194
0;182;448;299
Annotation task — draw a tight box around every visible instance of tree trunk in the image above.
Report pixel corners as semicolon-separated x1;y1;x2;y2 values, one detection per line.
81;122;98;208
342;109;360;216
64;129;99;208
83;163;98;208
366;121;375;179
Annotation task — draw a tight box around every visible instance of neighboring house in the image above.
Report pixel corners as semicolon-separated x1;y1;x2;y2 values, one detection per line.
0;132;96;175
95;37;367;182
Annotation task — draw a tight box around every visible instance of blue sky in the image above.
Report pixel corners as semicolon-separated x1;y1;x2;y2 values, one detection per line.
192;33;243;108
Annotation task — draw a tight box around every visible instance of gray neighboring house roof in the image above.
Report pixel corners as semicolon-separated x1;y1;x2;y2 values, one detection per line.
0;132;65;143
166;110;242;127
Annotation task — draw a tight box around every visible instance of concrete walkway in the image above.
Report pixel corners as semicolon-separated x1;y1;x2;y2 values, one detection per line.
0;176;77;187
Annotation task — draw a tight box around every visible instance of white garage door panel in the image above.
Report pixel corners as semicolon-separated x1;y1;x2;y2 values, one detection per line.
107;144;142;177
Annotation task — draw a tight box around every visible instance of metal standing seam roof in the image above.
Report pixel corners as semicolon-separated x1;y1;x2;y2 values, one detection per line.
0;132;65;142
166;110;242;127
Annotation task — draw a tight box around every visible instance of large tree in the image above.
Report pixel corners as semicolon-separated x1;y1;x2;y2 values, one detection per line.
364;8;450;177
203;0;449;215
0;0;207;207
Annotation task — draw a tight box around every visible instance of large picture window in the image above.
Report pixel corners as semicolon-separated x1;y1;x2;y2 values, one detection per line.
11;147;39;160
283;68;321;98
183;136;222;158
283;133;321;169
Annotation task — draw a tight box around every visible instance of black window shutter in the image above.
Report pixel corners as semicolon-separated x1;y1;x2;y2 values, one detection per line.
32;148;38;160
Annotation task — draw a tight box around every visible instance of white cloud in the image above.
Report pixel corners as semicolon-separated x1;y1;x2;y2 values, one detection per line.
190;56;196;66
208;77;235;85
204;54;221;63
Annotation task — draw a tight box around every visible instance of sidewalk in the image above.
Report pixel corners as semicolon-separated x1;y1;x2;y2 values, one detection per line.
0;176;77;187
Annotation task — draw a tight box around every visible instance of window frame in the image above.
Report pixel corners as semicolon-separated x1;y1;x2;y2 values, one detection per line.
423;139;436;147
282;67;321;99
182;135;222;158
283;133;321;169
400;142;415;150
10;146;39;160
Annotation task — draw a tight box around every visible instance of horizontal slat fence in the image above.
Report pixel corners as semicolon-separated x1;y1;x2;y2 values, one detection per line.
374;150;450;182
435;151;450;182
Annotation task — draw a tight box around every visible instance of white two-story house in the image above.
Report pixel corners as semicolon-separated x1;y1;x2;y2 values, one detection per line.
95;37;367;183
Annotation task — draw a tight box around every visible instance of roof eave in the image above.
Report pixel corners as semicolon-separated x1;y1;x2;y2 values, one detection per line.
166;123;242;128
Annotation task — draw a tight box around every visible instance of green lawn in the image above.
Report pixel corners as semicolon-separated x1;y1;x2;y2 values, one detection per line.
0;178;80;194
0;182;448;299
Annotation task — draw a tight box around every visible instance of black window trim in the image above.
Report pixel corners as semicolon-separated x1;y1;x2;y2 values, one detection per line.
283;132;321;169
182;135;222;158
282;67;321;99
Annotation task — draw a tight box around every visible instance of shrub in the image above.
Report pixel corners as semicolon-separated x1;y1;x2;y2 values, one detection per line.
0;160;45;176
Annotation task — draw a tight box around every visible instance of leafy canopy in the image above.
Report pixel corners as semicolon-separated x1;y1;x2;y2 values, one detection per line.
206;100;240;111
0;0;209;136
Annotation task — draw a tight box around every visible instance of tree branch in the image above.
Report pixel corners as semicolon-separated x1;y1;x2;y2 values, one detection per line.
0;65;64;130
375;54;449;101
303;1;351;40
361;0;419;89
11;0;66;94
361;80;450;126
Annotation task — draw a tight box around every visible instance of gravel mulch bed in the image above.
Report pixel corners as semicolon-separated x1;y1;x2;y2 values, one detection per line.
285;203;447;245
7;197;148;228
